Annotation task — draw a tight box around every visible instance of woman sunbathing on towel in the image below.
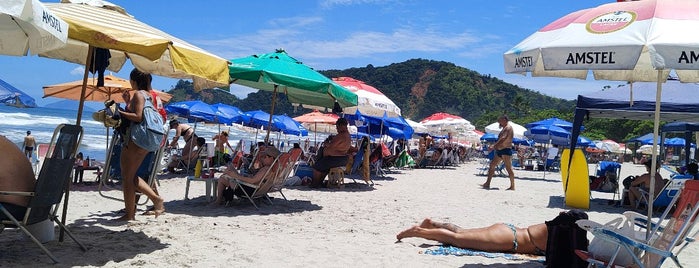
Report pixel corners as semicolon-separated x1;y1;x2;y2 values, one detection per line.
396;218;548;255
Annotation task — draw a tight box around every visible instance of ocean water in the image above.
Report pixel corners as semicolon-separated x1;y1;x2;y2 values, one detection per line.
0;105;320;162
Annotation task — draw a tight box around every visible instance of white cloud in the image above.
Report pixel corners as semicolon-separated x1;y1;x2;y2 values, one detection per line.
319;0;393;9
70;66;85;76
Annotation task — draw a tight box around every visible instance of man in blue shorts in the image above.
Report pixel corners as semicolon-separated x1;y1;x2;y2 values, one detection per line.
482;115;516;190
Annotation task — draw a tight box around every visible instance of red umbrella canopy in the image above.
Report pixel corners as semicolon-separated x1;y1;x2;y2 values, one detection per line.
332;77;401;117
293;110;339;124
420;112;465;123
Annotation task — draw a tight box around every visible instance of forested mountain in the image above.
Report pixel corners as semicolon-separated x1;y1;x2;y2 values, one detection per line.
165;59;661;142
168;59;573;124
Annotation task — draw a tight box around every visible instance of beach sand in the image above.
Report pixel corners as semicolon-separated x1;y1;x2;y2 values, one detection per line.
1;159;697;267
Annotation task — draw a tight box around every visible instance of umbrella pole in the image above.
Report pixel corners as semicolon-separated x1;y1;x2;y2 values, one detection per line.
265;85;278;143
646;72;663;242
60;45;95;242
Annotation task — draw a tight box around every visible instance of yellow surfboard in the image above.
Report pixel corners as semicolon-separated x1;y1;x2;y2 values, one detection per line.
560;148;590;209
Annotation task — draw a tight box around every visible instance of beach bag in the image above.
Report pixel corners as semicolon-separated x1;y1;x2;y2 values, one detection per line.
129;91;165;152
544;209;589;268
588;217;642;267
222;186;236;202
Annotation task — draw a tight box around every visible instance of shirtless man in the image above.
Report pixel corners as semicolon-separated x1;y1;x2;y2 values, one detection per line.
309;118;352;188
0;136;36;220
22;130;36;159
482;115;516;190
396;218;547;255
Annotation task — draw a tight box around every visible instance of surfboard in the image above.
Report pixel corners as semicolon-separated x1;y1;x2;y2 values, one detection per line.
560;148;590;209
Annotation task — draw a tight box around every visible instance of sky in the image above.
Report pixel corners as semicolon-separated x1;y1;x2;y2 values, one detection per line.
1;0;622;107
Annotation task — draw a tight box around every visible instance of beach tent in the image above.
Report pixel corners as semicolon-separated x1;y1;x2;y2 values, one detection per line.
570;81;699;169
0;78;36;107
662;122;699;165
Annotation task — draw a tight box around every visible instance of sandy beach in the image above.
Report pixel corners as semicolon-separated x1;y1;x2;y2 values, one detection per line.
1;159;698;267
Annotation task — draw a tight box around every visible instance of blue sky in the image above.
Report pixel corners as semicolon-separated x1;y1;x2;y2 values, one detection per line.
1;0;620;106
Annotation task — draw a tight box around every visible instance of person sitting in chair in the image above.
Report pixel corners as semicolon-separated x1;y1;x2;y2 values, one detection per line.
627;160;667;209
0;136;35;221
211;146;280;206
167;137;206;173
309;118;353;188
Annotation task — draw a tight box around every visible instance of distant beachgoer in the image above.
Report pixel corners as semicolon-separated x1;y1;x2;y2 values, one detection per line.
115;68;165;221
0;135;35;220
213;131;233;166
22;130;36;159
73;152;85;184
482;115;515;190
169;120;198;159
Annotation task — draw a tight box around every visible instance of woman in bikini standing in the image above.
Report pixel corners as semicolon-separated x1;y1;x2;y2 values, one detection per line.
169;120;198;160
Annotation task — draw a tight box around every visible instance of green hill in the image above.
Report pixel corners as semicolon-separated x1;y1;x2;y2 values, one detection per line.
166;59;574;129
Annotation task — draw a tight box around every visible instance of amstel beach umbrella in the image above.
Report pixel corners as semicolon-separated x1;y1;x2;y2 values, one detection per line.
0;0;68;55
332;76;401;117
420;112;475;135
43;74;172;103
42;1;229;124
229;49;357;141
504;0;699;229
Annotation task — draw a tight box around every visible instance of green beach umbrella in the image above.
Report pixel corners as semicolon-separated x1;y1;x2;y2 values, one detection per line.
229;49;357;141
229;49;357;108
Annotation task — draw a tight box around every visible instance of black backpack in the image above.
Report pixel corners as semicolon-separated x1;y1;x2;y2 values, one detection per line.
544;209;589;268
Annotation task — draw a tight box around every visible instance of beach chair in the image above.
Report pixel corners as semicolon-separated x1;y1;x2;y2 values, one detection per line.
637;175;691;212
269;152;294;200
231;155;281;209
98;130;167;205
346;137;373;185
577;180;699;268
0;124;87;263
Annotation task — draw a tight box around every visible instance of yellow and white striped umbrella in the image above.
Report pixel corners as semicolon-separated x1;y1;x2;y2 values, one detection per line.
41;2;229;90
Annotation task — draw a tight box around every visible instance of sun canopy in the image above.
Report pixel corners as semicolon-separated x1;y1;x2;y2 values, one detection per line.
575;82;699;122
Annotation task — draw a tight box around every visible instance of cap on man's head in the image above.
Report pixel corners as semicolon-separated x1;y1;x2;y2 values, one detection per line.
27;131;31;135
263;147;281;159
336;118;348;126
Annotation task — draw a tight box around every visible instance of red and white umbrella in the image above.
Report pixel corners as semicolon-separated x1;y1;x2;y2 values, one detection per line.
420;112;474;135
333;77;401;117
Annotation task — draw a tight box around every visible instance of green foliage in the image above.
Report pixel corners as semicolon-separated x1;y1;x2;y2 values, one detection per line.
164;58;646;141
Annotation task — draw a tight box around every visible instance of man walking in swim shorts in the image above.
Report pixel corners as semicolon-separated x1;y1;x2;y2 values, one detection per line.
482;115;516;190
22;130;36;159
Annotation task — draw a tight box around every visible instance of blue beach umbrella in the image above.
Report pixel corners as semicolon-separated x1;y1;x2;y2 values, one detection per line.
211;103;248;125
525;117;579;132
480;133;498;142
525;125;571;146
165;100;217;122
273;114;308;136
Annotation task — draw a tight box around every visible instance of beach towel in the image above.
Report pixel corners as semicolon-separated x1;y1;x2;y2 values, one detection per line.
423;245;545;262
